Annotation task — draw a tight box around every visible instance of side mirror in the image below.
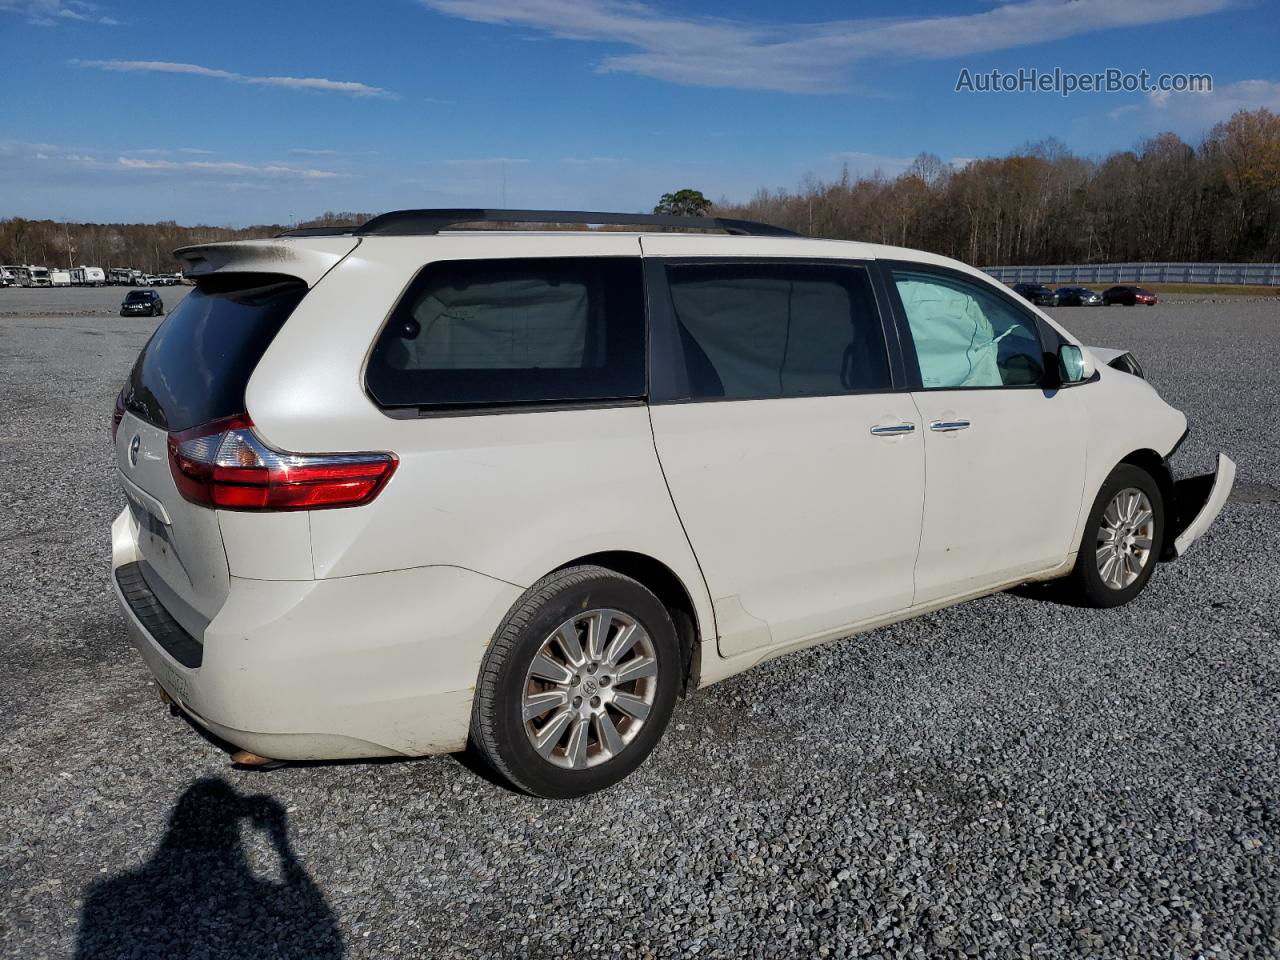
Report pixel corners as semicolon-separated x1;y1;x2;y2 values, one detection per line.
1058;344;1093;385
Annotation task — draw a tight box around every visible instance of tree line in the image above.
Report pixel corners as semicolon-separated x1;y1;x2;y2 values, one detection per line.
717;108;1280;265
0;213;369;274
2;108;1276;271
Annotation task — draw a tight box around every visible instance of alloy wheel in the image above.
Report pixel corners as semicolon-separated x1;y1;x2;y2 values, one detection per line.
1095;487;1155;589
522;609;659;770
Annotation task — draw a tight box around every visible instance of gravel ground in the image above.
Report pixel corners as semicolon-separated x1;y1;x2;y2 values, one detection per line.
1;287;1278;959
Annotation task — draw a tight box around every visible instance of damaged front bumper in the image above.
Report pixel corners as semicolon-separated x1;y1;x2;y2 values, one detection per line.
1167;452;1235;557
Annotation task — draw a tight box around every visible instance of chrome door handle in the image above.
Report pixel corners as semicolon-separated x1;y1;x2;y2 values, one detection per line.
929;419;971;432
870;422;916;436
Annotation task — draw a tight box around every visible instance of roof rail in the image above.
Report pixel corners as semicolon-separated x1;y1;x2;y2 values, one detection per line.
273;225;362;238
276;208;800;239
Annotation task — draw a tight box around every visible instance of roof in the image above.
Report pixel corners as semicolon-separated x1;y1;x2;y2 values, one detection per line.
276;208;800;239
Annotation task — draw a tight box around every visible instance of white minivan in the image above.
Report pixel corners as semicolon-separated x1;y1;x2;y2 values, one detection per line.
110;209;1234;797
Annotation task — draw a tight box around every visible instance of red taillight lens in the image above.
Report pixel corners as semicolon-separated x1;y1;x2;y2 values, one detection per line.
112;390;126;440
167;415;397;511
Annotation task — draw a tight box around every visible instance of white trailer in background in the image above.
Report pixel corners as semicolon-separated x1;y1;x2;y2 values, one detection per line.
50;270;72;287
71;266;107;286
107;268;131;285
28;266;51;287
2;266;31;286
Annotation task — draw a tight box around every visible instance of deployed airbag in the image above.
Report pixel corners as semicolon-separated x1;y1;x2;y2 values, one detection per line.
394;278;590;370
896;279;1005;388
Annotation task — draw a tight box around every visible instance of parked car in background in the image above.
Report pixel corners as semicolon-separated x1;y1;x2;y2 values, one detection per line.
1103;285;1158;306
108;208;1234;798
1012;282;1058;306
119;289;164;317
1055;286;1103;306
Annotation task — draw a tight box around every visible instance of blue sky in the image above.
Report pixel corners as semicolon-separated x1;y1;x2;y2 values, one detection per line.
1;0;1276;226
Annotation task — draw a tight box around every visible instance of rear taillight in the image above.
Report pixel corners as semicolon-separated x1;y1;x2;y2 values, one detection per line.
112;390;125;440
167;414;397;511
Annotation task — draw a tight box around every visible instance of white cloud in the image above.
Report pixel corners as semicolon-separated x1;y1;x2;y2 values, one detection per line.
116;156;342;179
0;0;117;26
1109;79;1280;129
75;59;396;98
420;0;1236;93
443;156;530;165
0;139;342;180
119;147;218;156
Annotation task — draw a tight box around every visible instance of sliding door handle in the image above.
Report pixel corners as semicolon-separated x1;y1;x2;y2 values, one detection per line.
929;419;971;432
870;422;916;437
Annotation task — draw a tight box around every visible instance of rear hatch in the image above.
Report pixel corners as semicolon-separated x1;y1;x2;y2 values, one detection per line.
113;273;311;639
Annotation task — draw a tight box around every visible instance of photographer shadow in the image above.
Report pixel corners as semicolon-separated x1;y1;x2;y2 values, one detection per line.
75;777;343;959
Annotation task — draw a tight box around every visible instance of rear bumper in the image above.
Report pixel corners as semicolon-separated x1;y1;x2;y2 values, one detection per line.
1169;453;1235;557
110;508;522;760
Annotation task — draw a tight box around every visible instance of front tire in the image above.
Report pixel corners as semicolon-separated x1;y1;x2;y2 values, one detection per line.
471;565;681;798
1064;464;1164;608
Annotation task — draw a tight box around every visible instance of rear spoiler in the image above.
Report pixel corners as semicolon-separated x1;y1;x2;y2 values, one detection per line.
173;237;360;288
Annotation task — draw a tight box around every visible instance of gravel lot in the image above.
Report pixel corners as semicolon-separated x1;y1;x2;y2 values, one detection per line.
1;287;1277;959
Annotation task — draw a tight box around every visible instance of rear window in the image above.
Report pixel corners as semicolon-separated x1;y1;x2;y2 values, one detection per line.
123;273;306;431
365;257;645;409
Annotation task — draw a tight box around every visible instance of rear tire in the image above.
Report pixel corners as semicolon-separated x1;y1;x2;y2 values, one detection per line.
471;565;681;798
1064;464;1164;608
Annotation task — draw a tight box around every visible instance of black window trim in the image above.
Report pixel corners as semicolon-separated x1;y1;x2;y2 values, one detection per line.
362;254;649;418
646;256;906;405
875;259;1093;394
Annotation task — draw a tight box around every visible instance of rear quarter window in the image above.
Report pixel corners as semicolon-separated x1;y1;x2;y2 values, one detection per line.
365;257;645;410
123;273;307;431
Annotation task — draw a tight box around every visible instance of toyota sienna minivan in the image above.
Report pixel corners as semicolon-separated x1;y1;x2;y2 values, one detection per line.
110;208;1234;798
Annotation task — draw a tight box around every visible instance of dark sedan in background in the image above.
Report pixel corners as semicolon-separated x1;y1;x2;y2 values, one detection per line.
119;289;164;317
1103;285;1158;306
1012;282;1059;306
1055;286;1103;306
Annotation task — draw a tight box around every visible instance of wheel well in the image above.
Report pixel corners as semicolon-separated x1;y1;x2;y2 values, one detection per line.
558;551;702;694
1119;449;1177;559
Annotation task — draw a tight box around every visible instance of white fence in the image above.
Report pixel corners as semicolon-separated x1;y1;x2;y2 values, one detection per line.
983;262;1280;287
